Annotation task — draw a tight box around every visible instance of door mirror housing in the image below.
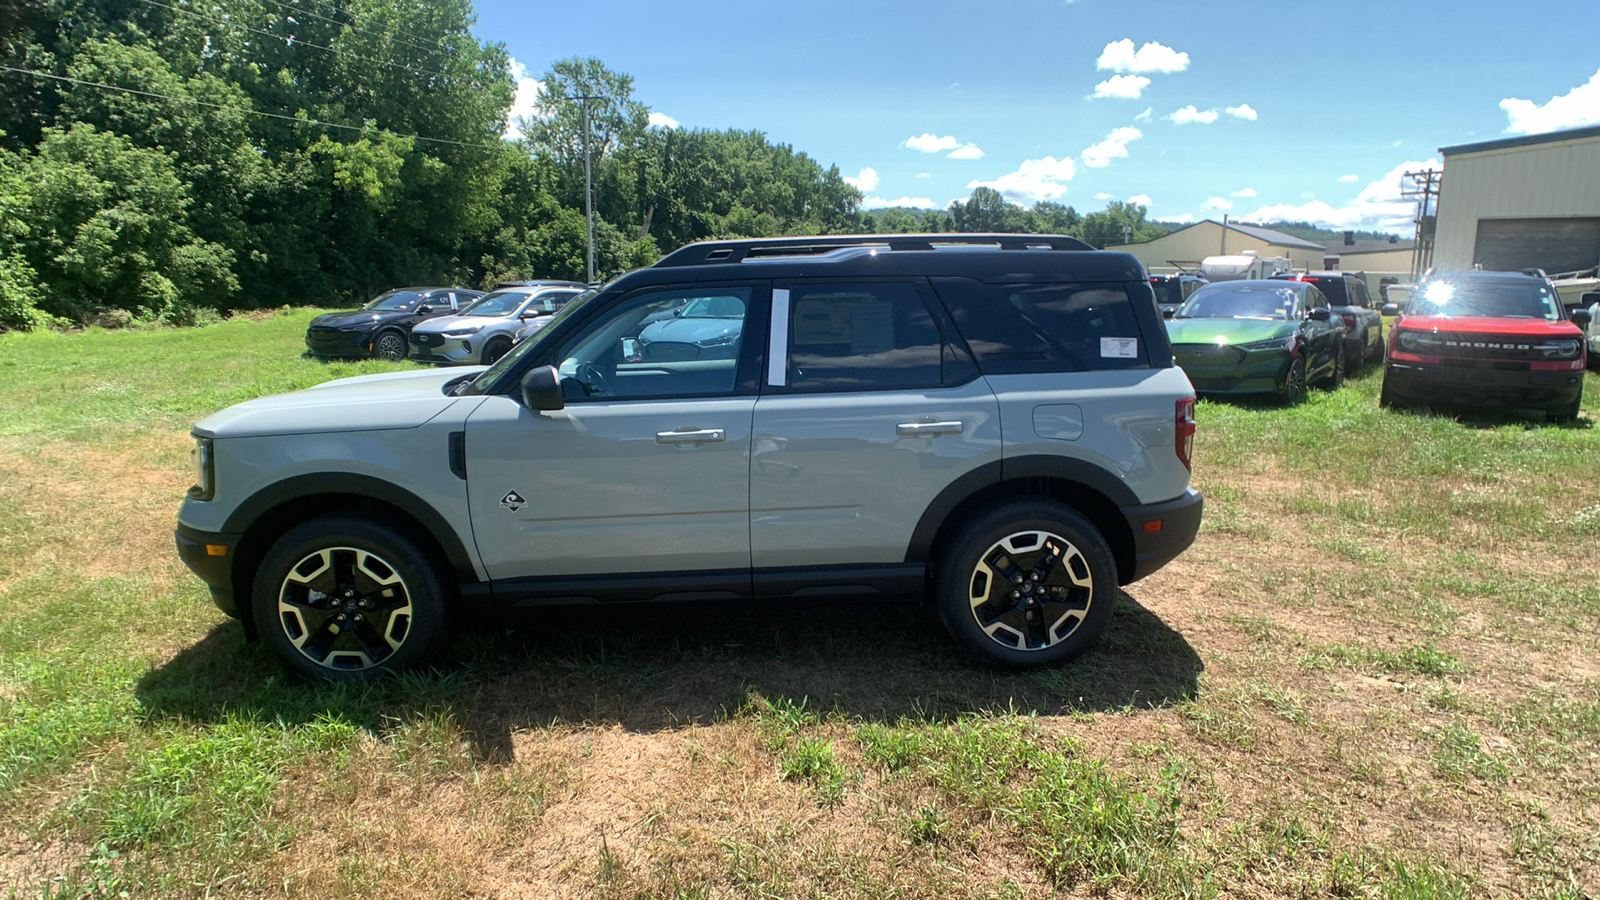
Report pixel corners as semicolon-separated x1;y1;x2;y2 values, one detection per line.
416;304;434;315
1380;302;1401;316
1307;307;1331;322
1573;308;1592;328
520;365;564;411
1162;307;1176;319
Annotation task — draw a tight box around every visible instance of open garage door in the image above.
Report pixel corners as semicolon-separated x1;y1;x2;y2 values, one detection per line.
1473;217;1600;275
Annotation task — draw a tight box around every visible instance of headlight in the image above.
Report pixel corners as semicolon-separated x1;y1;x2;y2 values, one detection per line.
1397;330;1441;351
698;333;740;347
189;435;215;500
1239;335;1294;350
442;325;483;337
1537;339;1579;359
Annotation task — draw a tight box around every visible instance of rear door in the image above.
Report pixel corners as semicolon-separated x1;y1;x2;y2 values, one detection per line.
749;279;1001;576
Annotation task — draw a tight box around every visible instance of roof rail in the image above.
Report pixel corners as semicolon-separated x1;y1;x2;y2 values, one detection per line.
653;233;1095;268
1519;267;1549;279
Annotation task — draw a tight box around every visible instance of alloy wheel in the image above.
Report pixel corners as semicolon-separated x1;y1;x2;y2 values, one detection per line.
276;547;414;671
374;332;406;361
966;530;1093;652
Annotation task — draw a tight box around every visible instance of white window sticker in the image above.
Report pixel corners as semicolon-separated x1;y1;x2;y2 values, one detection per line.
1101;337;1138;359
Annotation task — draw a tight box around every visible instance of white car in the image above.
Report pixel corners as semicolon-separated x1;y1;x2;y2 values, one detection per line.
409;281;586;365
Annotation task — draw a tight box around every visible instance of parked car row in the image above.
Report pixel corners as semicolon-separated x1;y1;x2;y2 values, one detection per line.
1164;267;1590;421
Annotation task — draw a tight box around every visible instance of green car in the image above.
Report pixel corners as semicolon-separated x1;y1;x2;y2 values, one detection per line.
1165;280;1348;402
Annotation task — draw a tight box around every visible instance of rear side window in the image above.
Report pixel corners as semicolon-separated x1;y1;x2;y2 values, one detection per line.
782;282;944;391
1316;277;1348;305
934;279;1150;373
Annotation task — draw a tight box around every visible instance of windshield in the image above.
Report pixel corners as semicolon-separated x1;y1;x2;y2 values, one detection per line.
459;289;534;318
679;295;746;318
1177;284;1299;319
458;288;604;395
1410;280;1561;319
363;290;427;311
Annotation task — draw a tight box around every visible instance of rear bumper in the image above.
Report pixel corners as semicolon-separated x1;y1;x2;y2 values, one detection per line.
1121;488;1204;584
175;522;242;618
1383;361;1583;410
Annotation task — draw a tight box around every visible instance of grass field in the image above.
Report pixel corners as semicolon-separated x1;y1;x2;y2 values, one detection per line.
1;309;1597;899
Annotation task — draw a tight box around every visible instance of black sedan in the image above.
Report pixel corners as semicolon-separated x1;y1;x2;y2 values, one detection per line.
304;287;484;361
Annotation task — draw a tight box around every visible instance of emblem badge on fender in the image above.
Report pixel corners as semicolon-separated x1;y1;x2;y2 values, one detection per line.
500;490;525;511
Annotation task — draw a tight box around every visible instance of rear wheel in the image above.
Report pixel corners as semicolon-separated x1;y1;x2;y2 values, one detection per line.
372;330;407;361
934;499;1117;669
252;515;452;680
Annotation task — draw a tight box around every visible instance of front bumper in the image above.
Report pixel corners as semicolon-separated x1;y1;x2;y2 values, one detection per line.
1121;488;1204;584
1383;361;1583;410
305;328;375;358
409;333;478;364
175;522;243;618
1174;345;1289;395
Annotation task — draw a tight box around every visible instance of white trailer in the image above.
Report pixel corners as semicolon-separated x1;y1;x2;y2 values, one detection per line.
1198;251;1293;282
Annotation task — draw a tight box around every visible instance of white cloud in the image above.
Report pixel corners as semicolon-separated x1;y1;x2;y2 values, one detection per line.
1337;174;1359;183
1093;74;1151;99
1167;105;1219;125
1094;192;1115;200
864;195;939;210
1134;107;1153;121
1239;158;1439;233
647;111;680;129
1127;193;1152;206
904;133;959;153
1225;104;1258;120
1096;39;1190;74
843;167;879;191
967;155;1077;203
1202;196;1233;211
504;58;543;140
1158;213;1195;225
915;172;932;178
1081;126;1142;168
1230;187;1257;198
904;133;983;158
1500;67;1600;134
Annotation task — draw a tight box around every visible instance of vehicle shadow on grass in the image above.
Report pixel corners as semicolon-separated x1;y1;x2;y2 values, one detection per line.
135;590;1202;762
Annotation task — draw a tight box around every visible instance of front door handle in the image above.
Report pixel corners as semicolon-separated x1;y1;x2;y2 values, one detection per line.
896;420;964;436
656;427;726;444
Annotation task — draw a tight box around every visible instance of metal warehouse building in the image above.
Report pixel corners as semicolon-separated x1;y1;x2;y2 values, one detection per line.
1107;219;1326;273
1433;124;1600;276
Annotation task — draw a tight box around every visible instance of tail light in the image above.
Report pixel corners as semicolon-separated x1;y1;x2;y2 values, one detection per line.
1340;313;1357;329
1175;397;1196;472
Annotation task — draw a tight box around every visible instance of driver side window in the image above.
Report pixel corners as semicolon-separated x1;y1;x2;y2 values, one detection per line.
555;287;753;401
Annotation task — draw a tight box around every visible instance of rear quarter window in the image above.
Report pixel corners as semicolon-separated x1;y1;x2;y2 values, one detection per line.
933;279;1151;373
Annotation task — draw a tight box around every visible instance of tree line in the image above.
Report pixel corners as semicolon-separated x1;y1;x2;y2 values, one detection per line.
0;0;1168;330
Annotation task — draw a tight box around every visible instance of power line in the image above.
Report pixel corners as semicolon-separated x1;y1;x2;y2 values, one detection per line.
280;0;443;53
137;0;458;83
0;63;505;152
265;0;444;56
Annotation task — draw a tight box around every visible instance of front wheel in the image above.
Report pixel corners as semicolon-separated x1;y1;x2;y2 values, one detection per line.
372;330;407;361
252;516;452;680
1323;344;1346;389
480;336;512;365
1279;354;1307;405
934;499;1117;669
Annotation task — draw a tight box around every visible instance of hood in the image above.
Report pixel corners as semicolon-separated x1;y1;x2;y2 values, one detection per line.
1165;317;1294;346
1393;314;1583;338
411;313;510;334
640;317;741;345
310;309;403;329
194;367;483;439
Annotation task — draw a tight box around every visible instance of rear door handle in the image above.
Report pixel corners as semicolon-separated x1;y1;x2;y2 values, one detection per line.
896;420;964;436
656;428;726;444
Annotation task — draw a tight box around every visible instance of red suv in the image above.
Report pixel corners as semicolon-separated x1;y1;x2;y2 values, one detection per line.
1380;269;1590;420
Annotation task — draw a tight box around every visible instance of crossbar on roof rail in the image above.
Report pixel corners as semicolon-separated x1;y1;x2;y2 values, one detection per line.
653;233;1095;268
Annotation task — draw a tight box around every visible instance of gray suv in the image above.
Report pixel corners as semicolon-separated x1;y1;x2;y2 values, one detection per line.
409;281;586;365
176;234;1204;679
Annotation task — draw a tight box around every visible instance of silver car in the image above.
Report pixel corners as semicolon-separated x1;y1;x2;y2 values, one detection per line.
409;282;586;365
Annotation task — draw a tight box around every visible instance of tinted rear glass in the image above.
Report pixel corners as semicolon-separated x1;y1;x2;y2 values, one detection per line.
1150;278;1183;306
935;279;1149;372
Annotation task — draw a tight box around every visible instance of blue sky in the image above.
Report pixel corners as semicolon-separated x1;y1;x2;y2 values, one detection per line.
476;0;1600;234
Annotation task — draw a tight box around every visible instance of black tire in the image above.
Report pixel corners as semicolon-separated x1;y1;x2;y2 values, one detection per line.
1379;372;1404;411
481;336;512;365
372;330;408;361
1279;354;1307;405
1323;344;1346;389
252;515;452;680
934;499;1117;669
1550;394;1582;423
1366;327;1384;363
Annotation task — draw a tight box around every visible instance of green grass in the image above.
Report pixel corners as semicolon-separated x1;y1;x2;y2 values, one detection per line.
0;317;1597;897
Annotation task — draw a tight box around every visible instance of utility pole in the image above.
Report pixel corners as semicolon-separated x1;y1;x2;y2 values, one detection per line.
572;94;602;283
1402;168;1441;279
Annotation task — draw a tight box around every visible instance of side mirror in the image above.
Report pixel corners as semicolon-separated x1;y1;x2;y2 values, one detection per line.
416;304;433;315
1573;308;1592;327
520;365;564;411
1308;307;1331;321
1380;303;1400;316
1162;307;1176;319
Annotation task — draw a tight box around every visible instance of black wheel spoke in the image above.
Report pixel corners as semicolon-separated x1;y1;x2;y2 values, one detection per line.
299;618;341;663
351;620;393;663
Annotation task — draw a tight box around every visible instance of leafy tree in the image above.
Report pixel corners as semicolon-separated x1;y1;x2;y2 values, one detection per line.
1080;200;1168;248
